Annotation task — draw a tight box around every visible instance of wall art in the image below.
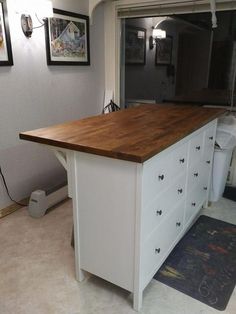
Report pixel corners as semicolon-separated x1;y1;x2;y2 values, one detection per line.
45;9;90;65
155;36;172;66
125;26;146;65
0;0;13;66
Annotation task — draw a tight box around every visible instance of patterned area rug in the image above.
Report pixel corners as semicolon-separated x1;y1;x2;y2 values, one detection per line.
154;215;236;311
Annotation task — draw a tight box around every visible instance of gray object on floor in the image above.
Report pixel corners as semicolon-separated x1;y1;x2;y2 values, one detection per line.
28;181;68;218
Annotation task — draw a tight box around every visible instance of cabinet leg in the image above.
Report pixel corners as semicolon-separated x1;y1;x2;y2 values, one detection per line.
133;289;143;312
73;221;86;282
204;199;211;209
75;267;86;282
68;152;86;283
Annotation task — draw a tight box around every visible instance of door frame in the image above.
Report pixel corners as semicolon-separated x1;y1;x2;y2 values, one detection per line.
103;0;236;105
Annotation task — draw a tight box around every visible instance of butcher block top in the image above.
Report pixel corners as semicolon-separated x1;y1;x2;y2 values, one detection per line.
20;104;225;163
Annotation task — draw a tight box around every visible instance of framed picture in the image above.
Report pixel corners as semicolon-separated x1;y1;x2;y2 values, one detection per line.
155;36;172;66
45;9;90;65
125;26;146;65
0;0;13;66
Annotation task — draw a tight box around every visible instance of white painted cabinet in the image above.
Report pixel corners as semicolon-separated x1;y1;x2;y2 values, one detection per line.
63;119;217;311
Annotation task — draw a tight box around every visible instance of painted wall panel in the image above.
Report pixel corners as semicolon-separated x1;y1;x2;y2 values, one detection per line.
0;0;105;209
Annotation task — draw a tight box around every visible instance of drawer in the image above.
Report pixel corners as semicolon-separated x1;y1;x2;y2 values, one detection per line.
141;201;184;285
204;123;216;158
141;174;186;240
203;142;214;164
201;158;212;187
187;163;202;193
200;181;208;204
188;132;204;168
171;142;188;176
185;186;203;224
143;152;172;205
202;156;213;173
200;159;212;201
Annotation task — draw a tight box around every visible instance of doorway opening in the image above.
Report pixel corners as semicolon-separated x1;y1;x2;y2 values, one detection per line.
121;10;236;109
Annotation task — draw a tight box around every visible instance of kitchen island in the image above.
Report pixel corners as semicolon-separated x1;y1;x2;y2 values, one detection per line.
20;104;225;311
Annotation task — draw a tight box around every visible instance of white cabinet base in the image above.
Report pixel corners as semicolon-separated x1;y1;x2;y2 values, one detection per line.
51;120;217;312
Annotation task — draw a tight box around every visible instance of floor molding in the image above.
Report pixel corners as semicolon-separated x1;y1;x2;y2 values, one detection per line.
0;198;29;219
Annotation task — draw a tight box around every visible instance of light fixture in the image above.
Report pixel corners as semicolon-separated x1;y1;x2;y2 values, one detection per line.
153;29;166;39
137;30;145;39
21;15;33;38
149;28;166;50
18;0;53;38
209;0;217;28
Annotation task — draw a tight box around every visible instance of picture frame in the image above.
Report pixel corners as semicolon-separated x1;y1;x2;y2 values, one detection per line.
155;36;172;66
125;26;146;65
45;8;90;66
0;0;13;66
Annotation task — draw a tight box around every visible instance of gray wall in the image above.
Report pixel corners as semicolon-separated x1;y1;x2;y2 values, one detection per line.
0;0;105;209
125;17;178;103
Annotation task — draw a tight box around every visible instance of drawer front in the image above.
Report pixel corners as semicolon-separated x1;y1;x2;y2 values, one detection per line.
171;142;188;176
201;158;212;187
203;151;213;168
188;132;204;168
204;123;216;155
199;181;208;205
203;148;214;179
185;186;203;224
143;153;172;205
200;157;213;201
141;201;184;285
187;163;202;193
142;174;186;240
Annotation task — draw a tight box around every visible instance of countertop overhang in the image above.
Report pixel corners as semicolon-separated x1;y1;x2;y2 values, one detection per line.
19;104;226;163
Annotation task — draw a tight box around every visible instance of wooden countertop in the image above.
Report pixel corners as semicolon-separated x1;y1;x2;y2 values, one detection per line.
19;104;225;163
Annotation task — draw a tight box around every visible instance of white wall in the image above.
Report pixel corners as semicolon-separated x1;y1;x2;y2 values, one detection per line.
0;0;105;209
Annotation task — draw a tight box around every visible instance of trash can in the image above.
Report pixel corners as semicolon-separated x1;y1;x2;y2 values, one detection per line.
210;115;236;202
210;147;233;202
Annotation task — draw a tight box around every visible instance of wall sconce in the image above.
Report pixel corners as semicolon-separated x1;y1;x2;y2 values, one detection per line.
18;0;53;38
149;28;166;50
137;30;145;39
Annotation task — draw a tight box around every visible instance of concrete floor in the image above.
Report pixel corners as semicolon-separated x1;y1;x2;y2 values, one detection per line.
0;198;235;314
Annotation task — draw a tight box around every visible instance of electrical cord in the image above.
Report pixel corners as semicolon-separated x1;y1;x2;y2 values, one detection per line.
0;166;27;207
35;14;45;26
102;100;120;114
32;14;48;30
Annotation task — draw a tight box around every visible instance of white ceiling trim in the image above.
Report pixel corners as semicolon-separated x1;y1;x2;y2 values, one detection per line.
115;0;236;18
89;0;106;18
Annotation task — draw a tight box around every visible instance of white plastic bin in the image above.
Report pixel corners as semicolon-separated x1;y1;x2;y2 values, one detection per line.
210;147;233;202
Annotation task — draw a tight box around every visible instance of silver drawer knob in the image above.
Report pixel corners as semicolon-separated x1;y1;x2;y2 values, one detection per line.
206;160;211;164
156;210;162;216
192;202;196;207
179;158;185;164
155;248;161;254
194;173;199;177
204;186;208;191
178;188;183;194
176;222;181;227
196;146;201;151
209;136;213;140
158;174;164;181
